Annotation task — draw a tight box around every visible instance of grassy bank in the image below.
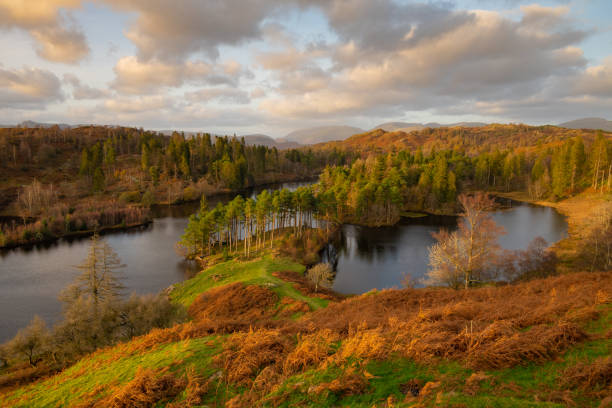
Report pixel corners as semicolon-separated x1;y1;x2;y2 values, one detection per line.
170;255;328;311
1;239;609;407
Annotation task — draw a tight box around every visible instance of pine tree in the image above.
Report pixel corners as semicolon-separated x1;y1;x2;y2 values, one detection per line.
92;167;105;192
61;233;125;313
569;136;586;191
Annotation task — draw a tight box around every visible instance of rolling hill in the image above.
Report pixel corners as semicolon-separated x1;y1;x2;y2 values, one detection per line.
559;117;612;132
285;125;364;145
371;121;487;133
240;134;301;149
313;124;612;154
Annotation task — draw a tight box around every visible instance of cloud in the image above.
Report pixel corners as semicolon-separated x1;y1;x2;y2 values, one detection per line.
259;2;590;119
185;87;250;104
111;56;246;94
0;0;89;63
63;73;109;99
574;57;612;97
0;66;64;108
102;0;287;61
102;95;172;113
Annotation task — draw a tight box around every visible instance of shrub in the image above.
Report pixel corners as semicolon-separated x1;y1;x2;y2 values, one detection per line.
118;191;141;204
182;186;199;202
6;316;51;367
100;367;186;408
141;190;155;207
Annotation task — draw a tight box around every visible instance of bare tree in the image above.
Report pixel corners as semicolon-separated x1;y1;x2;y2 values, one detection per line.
7;316;51;367
61;233;125;312
307;263;334;292
426;193;505;289
17;179;57;220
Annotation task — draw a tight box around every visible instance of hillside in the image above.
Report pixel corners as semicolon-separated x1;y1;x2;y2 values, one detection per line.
1;250;609;407
240;134;301;149
285;125;364;145
559;118;612;132
313;124;612;155
371;121;487;133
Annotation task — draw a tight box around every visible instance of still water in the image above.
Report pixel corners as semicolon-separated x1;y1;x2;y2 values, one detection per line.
0;187;567;341
0;181;312;342
327;203;568;294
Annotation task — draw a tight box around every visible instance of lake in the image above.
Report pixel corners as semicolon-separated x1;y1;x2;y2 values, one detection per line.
326;202;568;294
0;188;567;342
0;181;312;342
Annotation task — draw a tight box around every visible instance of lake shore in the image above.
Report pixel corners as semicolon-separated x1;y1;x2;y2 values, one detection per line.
495;190;611;271
0;177;318;251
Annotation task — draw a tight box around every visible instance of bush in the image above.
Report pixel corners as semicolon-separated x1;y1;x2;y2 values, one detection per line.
6;316;51;367
118;191;141;204
182;186;199;202
141;190;155;207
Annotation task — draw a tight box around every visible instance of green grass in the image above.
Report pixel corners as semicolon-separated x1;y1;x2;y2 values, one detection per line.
0;336;222;408
264;358;470;408
170;254;328;310
258;307;612;408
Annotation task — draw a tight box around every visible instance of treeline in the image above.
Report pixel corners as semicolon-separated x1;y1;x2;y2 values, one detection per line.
79;131;333;191
178;187;324;259
0;125;349;248
178;131;612;257
0;125;348;193
316;131;612;225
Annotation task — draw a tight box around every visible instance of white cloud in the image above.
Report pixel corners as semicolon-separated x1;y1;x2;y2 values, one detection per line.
0;66;64;108
63;73;109;99
185;87;250;104
110;56;250;94
101;0;287;61
0;0;89;63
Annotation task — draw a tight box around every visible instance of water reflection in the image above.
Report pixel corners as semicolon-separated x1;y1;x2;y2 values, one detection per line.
0;180;314;342
329;203;567;295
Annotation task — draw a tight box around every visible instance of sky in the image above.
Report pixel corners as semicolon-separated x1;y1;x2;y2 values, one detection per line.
0;0;611;138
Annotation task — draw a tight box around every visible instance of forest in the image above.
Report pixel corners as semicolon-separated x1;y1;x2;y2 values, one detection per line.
0;125;348;248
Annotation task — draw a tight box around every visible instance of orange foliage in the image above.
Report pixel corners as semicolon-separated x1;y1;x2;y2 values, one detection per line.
561;356;612;397
188;282;279;329
216;328;291;387
87;367;185;408
283;329;338;374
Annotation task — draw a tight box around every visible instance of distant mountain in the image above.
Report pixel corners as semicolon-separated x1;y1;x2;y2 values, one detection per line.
17;120;72;130
559;117;612;132
285;125;364;145
371;122;425;132
371;121;487;133
240;134;301;149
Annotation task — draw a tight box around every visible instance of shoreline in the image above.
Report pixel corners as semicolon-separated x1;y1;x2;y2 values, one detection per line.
495;190;611;271
0;176;319;251
0;219;153;251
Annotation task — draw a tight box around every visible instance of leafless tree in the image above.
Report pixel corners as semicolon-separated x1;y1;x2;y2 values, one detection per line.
426;193;505;289
307;263;334;292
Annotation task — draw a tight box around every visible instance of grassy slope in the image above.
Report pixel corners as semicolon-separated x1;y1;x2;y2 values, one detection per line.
170;255;327;310
0;255;326;407
268;305;611;408
1;337;223;408
1;251;610;407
